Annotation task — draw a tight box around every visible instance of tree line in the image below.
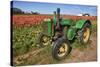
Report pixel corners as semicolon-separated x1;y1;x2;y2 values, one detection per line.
11;7;40;15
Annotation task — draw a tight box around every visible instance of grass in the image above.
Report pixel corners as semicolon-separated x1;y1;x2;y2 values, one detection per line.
13;20;97;65
71;39;88;51
14;45;52;66
13;24;43;56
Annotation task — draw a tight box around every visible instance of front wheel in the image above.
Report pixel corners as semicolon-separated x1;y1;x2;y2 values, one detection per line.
37;33;51;47
52;37;71;60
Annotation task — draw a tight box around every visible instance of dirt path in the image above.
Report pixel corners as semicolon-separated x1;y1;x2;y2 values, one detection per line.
13;32;97;66
60;32;97;63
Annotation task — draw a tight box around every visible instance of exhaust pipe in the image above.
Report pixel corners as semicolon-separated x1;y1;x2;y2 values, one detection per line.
56;8;61;30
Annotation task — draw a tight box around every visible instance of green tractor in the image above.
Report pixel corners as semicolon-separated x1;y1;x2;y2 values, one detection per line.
37;8;91;60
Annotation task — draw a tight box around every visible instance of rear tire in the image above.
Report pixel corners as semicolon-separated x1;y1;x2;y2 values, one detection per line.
79;22;91;44
52;37;71;60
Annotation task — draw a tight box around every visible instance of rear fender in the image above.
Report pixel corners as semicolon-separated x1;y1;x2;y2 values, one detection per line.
75;20;91;29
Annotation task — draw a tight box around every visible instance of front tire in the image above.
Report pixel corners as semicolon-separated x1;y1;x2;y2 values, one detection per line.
37;33;50;47
52;37;71;60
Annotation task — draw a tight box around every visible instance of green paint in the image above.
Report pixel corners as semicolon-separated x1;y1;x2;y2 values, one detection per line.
47;21;52;36
60;19;72;25
44;19;52;36
53;15;57;25
67;26;76;40
75;20;86;29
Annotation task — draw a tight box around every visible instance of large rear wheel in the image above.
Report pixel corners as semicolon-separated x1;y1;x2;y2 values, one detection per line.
79;23;91;44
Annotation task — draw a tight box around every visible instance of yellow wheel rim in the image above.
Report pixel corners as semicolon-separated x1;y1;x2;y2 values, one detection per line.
83;28;90;43
42;36;48;42
58;43;68;57
42;36;50;46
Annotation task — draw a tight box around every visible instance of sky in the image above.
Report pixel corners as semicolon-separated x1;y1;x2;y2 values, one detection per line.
11;1;97;16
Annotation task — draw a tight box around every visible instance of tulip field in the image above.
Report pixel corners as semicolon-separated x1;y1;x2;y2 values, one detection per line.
12;15;96;26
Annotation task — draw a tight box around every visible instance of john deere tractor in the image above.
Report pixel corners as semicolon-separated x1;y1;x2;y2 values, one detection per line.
37;8;91;60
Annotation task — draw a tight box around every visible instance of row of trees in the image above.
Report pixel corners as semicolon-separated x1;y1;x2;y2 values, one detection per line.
11;8;40;15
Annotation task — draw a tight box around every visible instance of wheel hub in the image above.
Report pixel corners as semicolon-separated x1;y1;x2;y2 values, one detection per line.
83;28;90;43
42;36;50;46
42;36;48;42
58;43;68;57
